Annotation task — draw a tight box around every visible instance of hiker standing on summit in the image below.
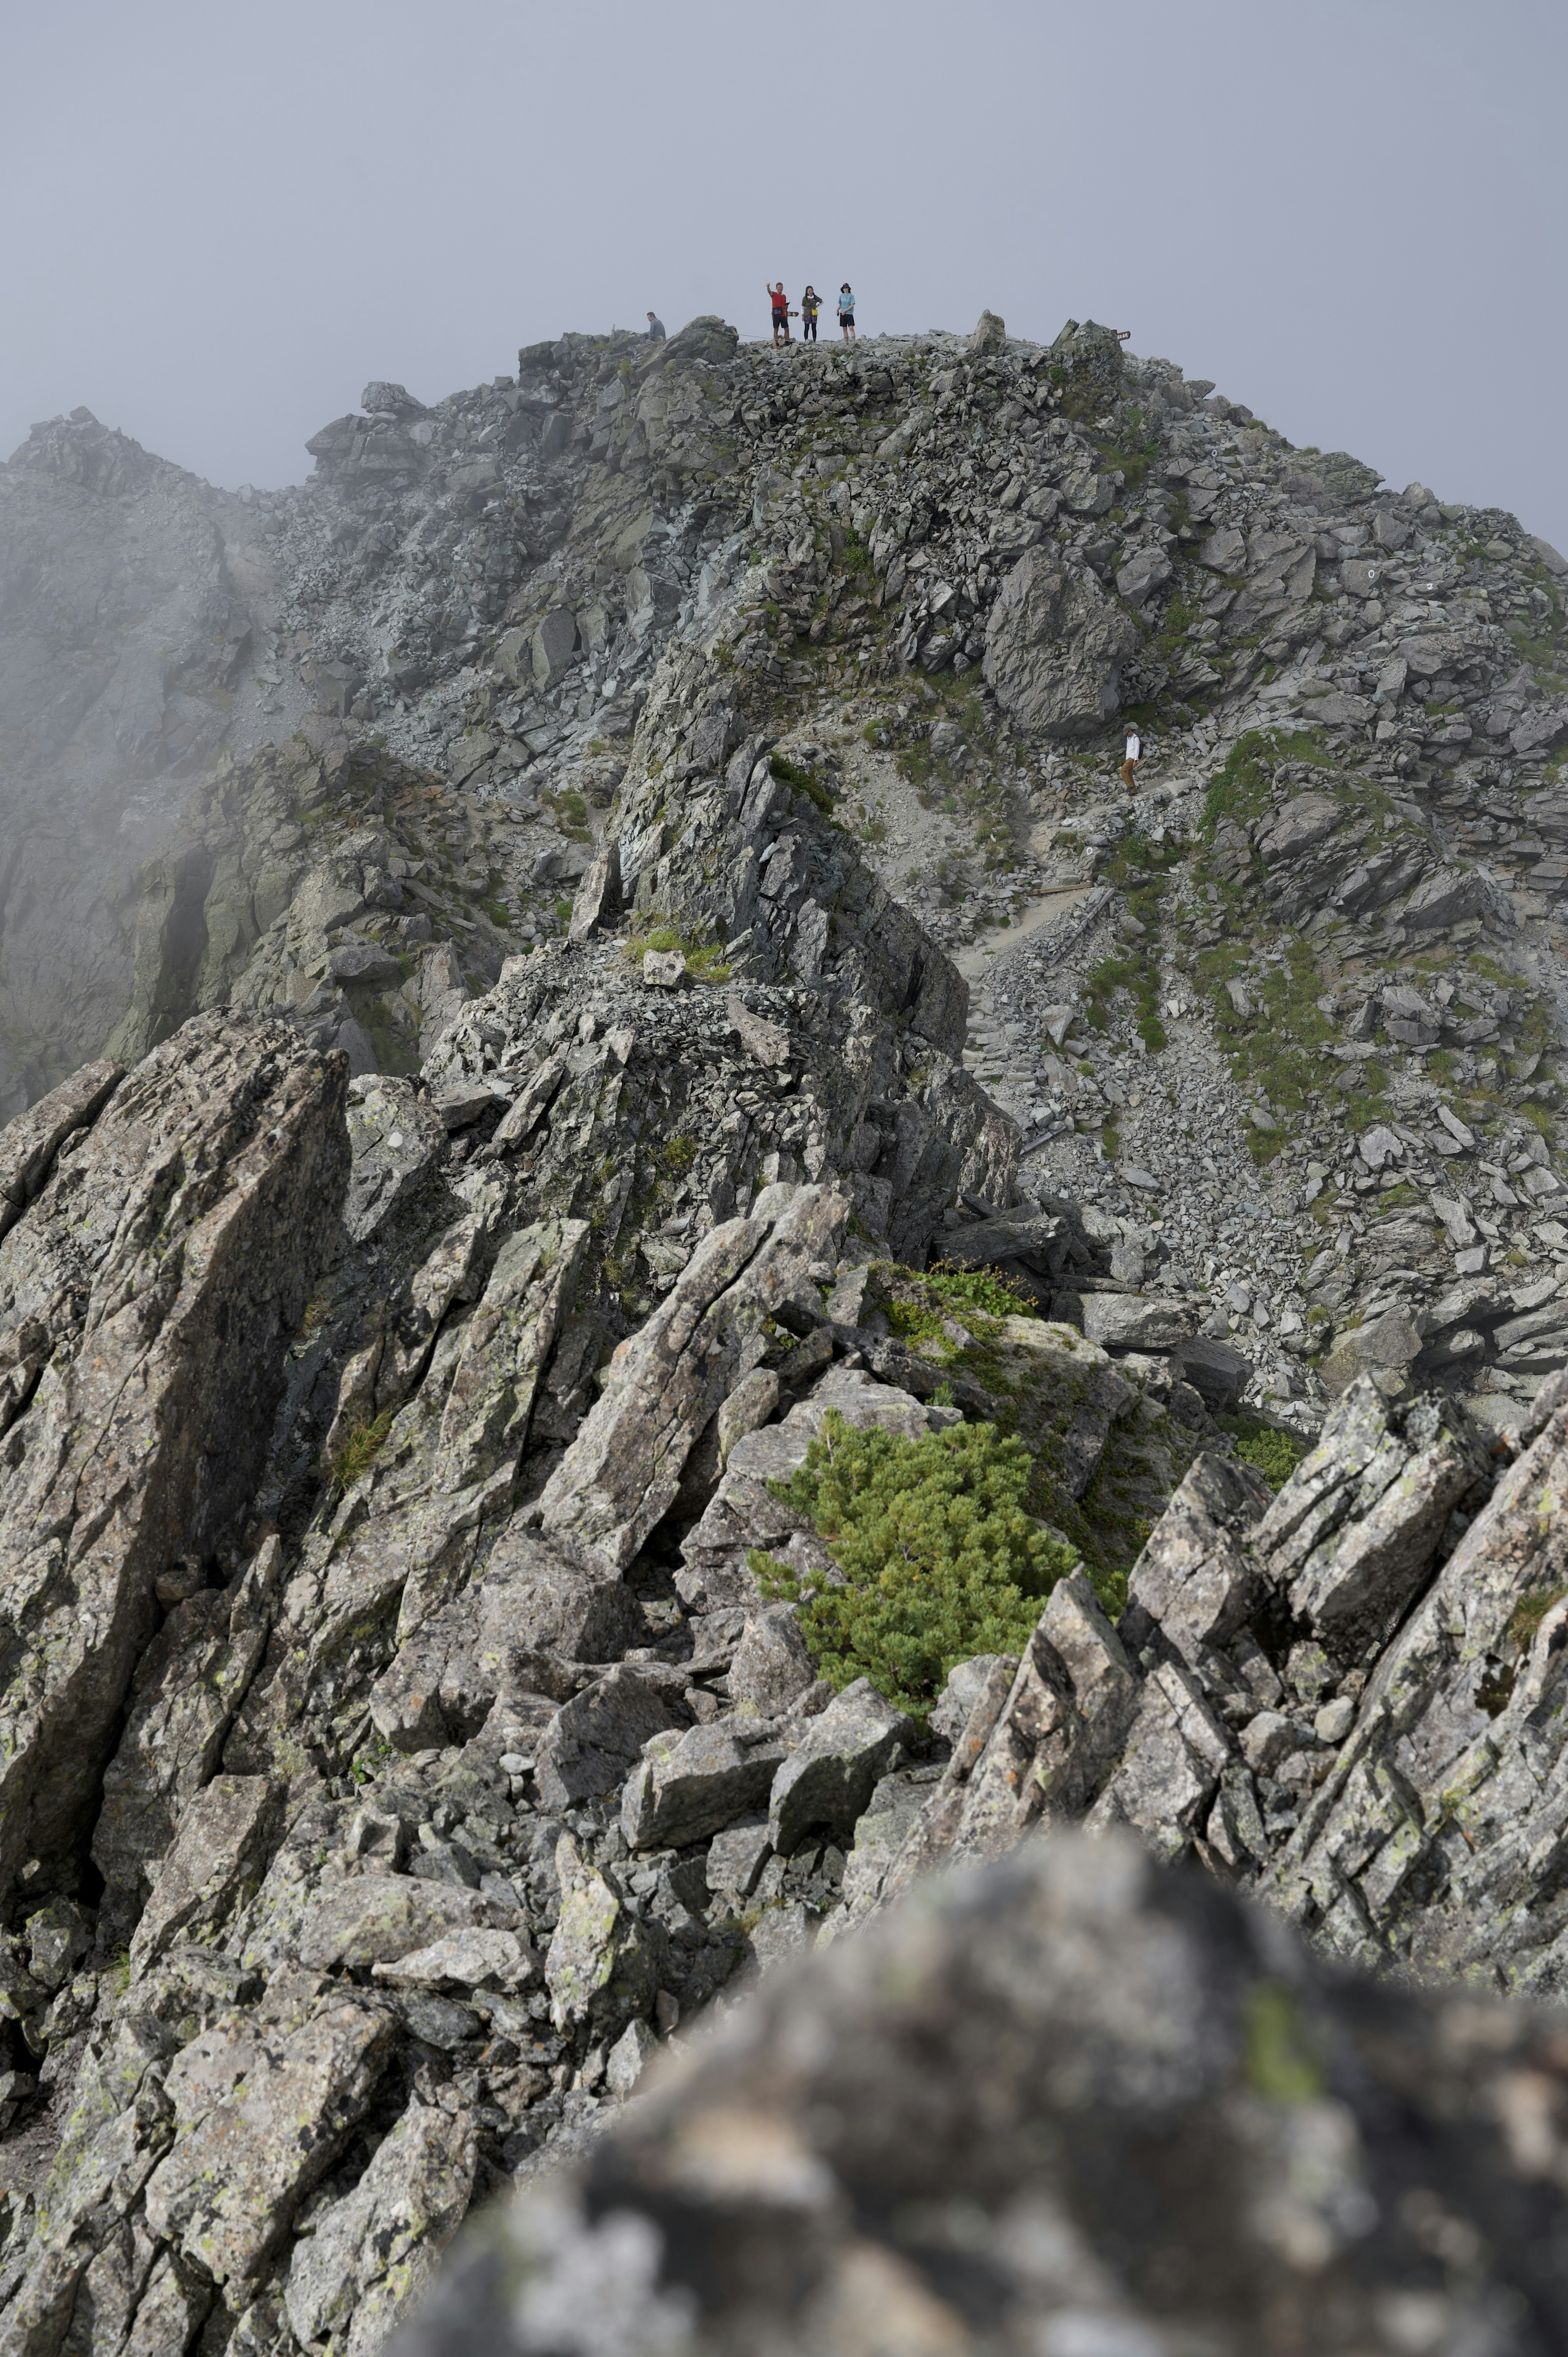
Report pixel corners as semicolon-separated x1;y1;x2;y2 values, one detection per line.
837;283;856;342
801;285;821;343
767;283;793;346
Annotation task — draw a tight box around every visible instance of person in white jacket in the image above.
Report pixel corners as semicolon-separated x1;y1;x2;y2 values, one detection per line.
1122;727;1140;791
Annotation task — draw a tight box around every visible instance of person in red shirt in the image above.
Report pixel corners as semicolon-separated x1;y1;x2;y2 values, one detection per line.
767;283;793;346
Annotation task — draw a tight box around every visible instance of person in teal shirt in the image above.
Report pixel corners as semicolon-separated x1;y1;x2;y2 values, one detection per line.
837;284;856;342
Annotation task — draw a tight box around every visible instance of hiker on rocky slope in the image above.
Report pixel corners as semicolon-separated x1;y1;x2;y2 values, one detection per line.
838;282;856;341
768;283;793;346
801;286;821;343
646;311;666;341
1122;725;1140;790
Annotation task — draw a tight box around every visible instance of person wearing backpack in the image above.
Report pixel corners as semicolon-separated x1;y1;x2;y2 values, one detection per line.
801;286;822;342
837;283;856;341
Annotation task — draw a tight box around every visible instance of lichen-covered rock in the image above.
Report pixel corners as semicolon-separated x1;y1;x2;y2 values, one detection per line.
982;545;1139;737
0;1016;348;1907
540;1184;850;1571
283;2099;476;2357
622;1719;790;1853
769;1679;914;1853
388;1831;1568;2357
545;1837;668;2033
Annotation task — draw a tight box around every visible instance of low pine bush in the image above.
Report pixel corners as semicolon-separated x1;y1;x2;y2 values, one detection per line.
752;1410;1077;1716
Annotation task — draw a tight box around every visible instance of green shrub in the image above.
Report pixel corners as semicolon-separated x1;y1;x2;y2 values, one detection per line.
1219;1413;1309;1492
752;1411;1077;1715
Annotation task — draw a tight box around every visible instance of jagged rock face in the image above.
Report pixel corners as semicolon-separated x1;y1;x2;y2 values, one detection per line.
388;1833;1568;2357
983;544;1140;736
0;1016;347;1909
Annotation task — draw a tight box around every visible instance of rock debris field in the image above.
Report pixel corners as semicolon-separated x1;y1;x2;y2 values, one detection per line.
4;308;1568;2352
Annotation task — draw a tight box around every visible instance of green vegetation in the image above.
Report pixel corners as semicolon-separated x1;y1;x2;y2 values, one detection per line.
1200;728;1330;843
1508;1585;1568;1651
330;1408;394;1494
660;1132;697;1176
1243;1981;1325;2105
753;1411;1078;1716
1084;833;1183;1050
882;1259;1038;1350
621;922;733;983
770;750;836;816
1219;1413;1311;1492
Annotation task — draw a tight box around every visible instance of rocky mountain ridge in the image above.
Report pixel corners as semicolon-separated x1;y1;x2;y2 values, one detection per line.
5;308;1568;2352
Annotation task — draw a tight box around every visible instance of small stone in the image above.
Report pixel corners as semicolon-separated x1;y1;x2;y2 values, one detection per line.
1315;1695;1356;1744
642;949;686;989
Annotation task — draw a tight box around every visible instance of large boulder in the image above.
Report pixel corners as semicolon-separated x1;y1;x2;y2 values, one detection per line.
982;546;1139;737
386;1832;1568;2357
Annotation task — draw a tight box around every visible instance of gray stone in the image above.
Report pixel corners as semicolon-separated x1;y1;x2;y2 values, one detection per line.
982;546;1139;738
144;1991;394;2286
534;1667;687;1811
296;1877;520;1971
727;1605;814;1715
1125;1452;1273;1667
540;1186;850;1572
285;2099;476;2357
622;1718;789;1851
1080;1292;1196;1352
385;1830;1568;2357
1173;1334;1254;1408
928;1654;1016;1746
1254;1376;1487;1659
0;1016;347;1910
546;1835;668;2032
704;1815;773;1900
128;1775;283;1979
768;1678;914;1853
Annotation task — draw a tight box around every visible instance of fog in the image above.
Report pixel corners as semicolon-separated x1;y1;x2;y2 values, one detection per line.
2;0;1564;543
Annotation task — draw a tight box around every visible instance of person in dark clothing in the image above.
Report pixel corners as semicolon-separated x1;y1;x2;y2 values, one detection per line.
767;283;793;345
800;286;821;341
646;312;666;341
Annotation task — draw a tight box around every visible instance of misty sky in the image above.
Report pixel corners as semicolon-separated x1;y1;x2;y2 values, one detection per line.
4;0;1565;549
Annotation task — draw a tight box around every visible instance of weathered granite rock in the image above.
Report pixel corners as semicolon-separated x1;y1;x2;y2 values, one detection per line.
982;545;1139;736
1252;1375;1488;1661
769;1678;914;1853
546;1836;668;2033
622;1719;790;1852
533;1668;686;1811
0;1015;348;1907
1124;1451;1273;1667
1081;1291;1197;1353
283;2099;477;2357
1268;1397;1568;1986
390;1830;1568;2357
143;1989;394;2285
295;1876;520;1971
539;1184;850;1570
128;1777;283;1980
726;1604;814;1716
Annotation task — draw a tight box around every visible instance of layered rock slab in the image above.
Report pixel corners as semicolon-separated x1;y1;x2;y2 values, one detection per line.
0;1015;348;1904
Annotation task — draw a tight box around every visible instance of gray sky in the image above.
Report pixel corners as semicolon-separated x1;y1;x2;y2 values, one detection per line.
4;0;1565;548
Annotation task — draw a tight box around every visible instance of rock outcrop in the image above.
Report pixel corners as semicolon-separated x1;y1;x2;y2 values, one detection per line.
388;1831;1568;2357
